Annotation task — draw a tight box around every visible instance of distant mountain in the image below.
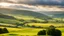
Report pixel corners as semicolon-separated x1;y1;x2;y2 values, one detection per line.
0;8;52;20
0;13;16;20
43;11;64;18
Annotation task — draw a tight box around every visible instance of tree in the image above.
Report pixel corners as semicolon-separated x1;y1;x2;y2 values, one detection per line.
26;24;30;27
19;19;25;22
47;25;62;36
3;28;9;33
30;20;37;23
37;30;46;35
0;28;3;34
41;20;48;23
31;25;36;28
47;29;62;36
37;25;62;36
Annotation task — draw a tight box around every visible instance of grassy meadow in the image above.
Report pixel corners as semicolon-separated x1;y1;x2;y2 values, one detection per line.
0;11;64;36
0;23;64;36
0;17;64;36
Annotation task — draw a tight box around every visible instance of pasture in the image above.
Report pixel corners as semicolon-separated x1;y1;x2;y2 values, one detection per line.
26;23;64;28
0;23;64;36
0;27;64;36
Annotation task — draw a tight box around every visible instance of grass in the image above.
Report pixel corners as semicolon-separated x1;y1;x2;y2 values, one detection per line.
26;23;64;27
0;23;64;36
0;27;64;36
0;17;64;36
0;27;42;36
0;18;21;24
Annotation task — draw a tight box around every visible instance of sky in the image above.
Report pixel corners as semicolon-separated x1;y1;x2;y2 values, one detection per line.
0;0;64;5
0;0;64;11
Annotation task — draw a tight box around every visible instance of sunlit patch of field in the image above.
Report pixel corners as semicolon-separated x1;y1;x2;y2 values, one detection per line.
0;23;64;36
0;27;42;36
13;15;43;21
0;18;21;24
27;23;64;27
0;27;64;36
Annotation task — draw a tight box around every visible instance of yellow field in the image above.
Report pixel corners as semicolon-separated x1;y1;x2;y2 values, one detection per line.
27;23;64;27
0;27;64;36
0;23;64;36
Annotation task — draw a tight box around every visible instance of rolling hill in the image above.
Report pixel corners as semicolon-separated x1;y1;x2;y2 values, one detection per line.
0;13;21;25
0;8;52;20
0;8;53;27
53;13;64;18
43;11;64;18
0;13;16;20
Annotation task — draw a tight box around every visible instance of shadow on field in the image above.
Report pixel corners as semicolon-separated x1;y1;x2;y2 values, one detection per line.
37;25;62;36
0;28;9;34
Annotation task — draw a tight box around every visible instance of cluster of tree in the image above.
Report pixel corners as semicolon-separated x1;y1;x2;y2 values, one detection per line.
0;28;9;34
29;20;48;23
48;19;64;23
55;20;64;23
26;25;43;28
38;30;61;36
27;19;64;23
38;29;62;36
19;19;49;23
56;26;64;28
18;19;25;22
37;25;62;36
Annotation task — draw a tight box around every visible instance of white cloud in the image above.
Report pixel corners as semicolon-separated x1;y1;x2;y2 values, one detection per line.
0;2;64;11
0;0;64;5
0;1;64;12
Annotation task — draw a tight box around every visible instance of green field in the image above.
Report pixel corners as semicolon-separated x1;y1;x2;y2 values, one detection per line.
0;11;64;36
0;27;64;36
0;6;64;36
26;23;64;27
0;23;64;36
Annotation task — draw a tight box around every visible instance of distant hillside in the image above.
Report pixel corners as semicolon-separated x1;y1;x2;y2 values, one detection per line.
43;11;64;18
53;13;64;18
0;13;16;20
0;8;52;20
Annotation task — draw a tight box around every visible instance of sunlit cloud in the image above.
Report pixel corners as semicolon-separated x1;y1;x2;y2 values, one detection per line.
0;0;64;12
0;2;11;6
0;2;64;11
0;0;64;5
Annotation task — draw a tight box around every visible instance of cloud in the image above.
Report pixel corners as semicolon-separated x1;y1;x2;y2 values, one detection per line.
0;0;64;11
0;2;64;11
0;0;64;5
